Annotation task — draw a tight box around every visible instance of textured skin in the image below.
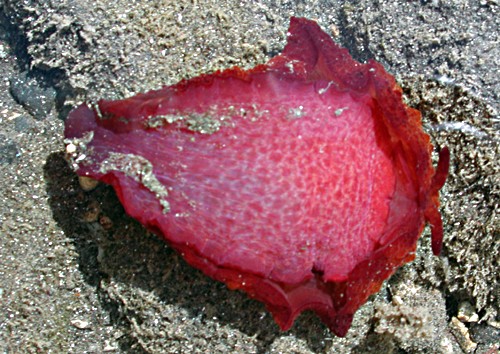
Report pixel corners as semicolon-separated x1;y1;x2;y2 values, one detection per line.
64;17;449;336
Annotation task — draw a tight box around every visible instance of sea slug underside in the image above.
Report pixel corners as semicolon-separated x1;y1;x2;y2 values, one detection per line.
64;17;449;336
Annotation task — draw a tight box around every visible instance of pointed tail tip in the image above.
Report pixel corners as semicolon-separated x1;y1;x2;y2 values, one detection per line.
429;146;449;256
431;217;444;256
433;146;451;192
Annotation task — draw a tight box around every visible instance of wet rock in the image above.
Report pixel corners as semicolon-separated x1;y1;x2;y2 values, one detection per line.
0;134;19;164
469;322;500;351
9;72;56;120
13;115;34;133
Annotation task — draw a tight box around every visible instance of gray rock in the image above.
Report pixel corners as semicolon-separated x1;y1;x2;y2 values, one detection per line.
0;134;19;164
9;72;56;120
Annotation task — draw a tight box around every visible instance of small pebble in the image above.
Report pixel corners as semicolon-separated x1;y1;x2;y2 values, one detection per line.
457;301;479;323
71;319;90;329
79;176;99;191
